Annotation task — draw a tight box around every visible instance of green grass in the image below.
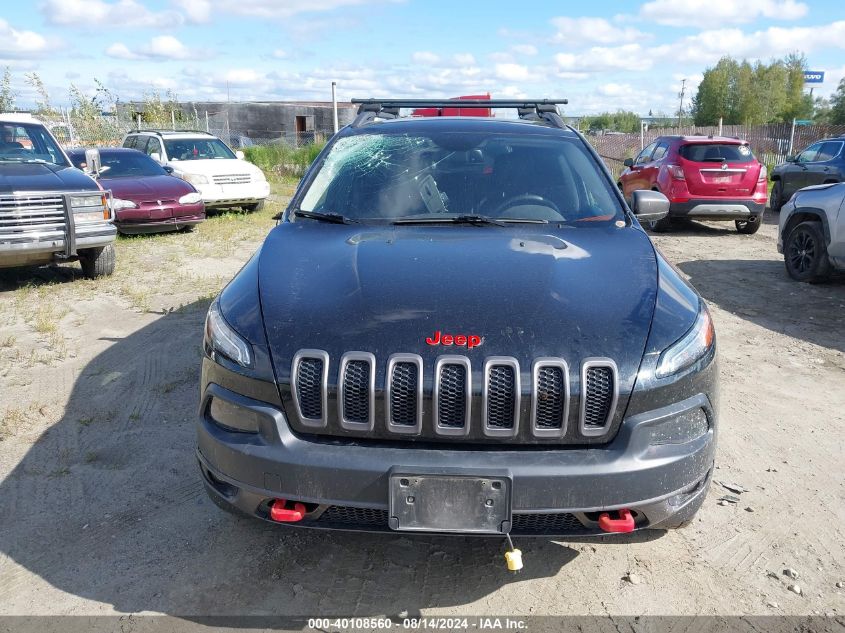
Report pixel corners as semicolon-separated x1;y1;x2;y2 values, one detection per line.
243;142;325;177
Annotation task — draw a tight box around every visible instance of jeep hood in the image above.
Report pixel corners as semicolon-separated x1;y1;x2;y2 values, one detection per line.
257;223;658;397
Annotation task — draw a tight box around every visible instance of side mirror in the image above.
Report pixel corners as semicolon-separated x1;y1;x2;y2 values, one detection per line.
84;148;102;177
150;152;162;163
235;150;245;160
623;158;634;167
162;165;174;174
631;190;670;222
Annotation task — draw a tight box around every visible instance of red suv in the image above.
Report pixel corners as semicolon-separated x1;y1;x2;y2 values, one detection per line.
619;136;768;234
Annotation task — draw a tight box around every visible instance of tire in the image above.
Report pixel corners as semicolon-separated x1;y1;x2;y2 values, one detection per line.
242;200;265;213
78;244;116;279
735;216;762;234
769;180;783;213
646;216;673;232
784;221;831;283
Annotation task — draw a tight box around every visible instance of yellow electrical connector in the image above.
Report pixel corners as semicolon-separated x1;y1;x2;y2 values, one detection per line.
504;534;523;572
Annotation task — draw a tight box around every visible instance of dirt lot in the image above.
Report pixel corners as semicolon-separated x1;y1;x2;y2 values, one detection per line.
1;186;843;618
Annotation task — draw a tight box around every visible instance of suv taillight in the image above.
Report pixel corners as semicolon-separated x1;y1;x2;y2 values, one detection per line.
758;164;767;182
667;164;685;180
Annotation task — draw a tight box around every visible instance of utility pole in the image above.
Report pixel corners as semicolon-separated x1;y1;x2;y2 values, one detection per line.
677;78;687;129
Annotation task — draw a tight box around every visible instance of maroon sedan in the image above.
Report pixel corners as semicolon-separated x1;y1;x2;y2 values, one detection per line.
68;148;205;234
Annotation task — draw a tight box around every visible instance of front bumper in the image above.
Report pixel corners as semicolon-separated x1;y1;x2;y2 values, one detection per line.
194;181;270;207
197;384;716;535
669;198;765;220
0;223;116;268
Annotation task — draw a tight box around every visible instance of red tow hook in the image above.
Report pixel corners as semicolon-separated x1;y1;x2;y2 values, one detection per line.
269;499;306;523
598;508;635;533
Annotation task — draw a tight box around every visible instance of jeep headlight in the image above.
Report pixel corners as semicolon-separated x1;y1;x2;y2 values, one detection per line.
204;299;252;368
655;304;715;378
70;193;111;222
183;173;209;186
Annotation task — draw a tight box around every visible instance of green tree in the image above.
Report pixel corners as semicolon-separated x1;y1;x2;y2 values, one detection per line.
0;67;15;112
692;57;736;125
581;110;641;133
25;73;60;118
830;78;845;125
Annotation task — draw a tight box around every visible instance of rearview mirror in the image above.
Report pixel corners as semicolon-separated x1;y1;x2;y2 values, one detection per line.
150;152;161;163
235;150;245;160
631;190;669;222
623;158;634;167
785;155;796;162
84;148;102;177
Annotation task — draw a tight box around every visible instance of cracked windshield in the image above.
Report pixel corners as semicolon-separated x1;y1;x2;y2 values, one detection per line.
299;131;624;223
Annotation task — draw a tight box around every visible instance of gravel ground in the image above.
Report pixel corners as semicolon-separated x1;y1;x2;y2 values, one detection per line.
0;204;843;618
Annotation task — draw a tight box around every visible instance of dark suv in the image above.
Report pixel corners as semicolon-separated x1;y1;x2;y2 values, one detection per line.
197;99;718;537
770;136;844;212
619;136;767;233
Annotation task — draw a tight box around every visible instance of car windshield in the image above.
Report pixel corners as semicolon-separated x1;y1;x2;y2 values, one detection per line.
679;143;755;163
0;122;69;166
164;138;235;161
297;130;624;224
94;151;167;177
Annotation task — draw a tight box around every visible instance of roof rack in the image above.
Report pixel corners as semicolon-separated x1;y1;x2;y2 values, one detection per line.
350;99;569;129
127;128;213;136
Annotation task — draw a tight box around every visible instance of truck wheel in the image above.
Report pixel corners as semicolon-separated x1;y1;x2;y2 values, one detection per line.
735;216;761;234
769;180;783;212
79;244;116;279
784;221;830;283
242;200;265;212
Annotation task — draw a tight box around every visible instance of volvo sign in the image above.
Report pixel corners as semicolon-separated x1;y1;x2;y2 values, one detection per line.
803;71;825;84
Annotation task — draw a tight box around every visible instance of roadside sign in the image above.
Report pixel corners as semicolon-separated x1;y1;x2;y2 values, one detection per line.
803;71;825;84
795;119;813;126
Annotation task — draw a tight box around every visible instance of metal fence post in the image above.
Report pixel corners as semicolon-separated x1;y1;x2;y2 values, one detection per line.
640;120;644;150
205;111;209;132
788;118;796;156
331;81;339;134
718;117;723;137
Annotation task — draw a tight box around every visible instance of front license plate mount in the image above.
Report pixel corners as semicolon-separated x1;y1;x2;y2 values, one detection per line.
388;471;512;534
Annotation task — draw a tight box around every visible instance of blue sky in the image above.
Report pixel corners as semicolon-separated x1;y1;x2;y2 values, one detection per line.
1;0;844;115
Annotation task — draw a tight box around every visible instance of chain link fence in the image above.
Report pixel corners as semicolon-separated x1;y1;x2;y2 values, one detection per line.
583;123;845;179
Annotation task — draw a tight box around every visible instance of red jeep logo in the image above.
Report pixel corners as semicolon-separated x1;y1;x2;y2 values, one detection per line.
425;330;483;349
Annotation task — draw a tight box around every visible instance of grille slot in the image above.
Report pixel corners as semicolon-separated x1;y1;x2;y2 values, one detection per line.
511;513;590;535
434;357;471;434
390;364;417;424
212;174;251;185
483;358;520;436
291;350;328;427
531;359;570;438
580;360;618;435
317;506;388;528
338;352;375;430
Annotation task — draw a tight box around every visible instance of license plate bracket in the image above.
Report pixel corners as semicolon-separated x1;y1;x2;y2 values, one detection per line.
388;472;512;534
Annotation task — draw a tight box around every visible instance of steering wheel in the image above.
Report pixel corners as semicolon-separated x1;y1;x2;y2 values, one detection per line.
492;194;562;219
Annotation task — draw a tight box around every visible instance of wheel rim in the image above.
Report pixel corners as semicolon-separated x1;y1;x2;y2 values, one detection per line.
770;183;780;208
787;230;817;274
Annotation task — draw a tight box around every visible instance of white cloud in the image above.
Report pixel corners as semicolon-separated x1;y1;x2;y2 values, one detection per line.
453;53;476;66
105;36;206;61
272;49;288;59
640;0;808;27
0;19;50;58
205;0;403;19
172;0;212;23
550;16;647;45
511;44;538;56
41;0;184;28
555;44;651;73
412;51;440;64
494;63;534;82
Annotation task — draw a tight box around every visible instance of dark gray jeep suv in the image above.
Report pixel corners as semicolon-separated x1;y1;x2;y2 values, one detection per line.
197;100;718;537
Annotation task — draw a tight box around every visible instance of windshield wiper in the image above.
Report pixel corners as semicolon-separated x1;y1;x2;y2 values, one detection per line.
293;210;358;224
393;214;507;226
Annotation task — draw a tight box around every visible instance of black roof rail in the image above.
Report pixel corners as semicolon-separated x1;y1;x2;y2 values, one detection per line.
350;99;569;129
127;128;213;136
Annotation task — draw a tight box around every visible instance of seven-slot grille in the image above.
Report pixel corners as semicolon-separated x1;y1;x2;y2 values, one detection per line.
0;194;66;241
213;174;251;185
289;351;618;441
